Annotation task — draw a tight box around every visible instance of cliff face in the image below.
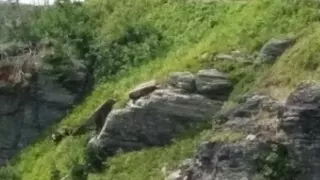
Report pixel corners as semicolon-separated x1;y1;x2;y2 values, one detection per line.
0;45;92;166
164;82;320;180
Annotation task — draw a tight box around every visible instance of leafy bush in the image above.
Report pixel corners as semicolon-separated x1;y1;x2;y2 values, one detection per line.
92;24;167;81
0;164;21;180
0;3;40;43
254;142;300;180
70;163;88;180
49;164;61;180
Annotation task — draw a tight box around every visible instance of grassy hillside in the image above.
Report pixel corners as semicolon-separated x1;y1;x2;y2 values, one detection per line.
1;0;320;180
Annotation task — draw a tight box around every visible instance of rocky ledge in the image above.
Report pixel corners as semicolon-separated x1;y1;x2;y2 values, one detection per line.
165;82;320;180
0;43;93;166
86;69;233;169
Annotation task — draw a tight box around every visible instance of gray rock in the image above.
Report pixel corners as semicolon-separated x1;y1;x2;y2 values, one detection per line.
72;98;116;136
129;80;158;100
195;69;233;100
87;83;229;165
167;140;278;180
94;89;223;151
259;37;295;63
214;54;234;61
165;170;183;180
217;92;283;121
280;82;320;180
134;89;223;121
168;72;196;92
38;74;76;107
213;50;255;65
214;92;283;142
0;59;92;166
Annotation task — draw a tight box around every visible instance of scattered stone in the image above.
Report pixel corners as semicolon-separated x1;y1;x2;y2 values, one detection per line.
245;134;256;141
165;170;183;180
168;72;196;92
258;37;295;63
51;127;72;144
198;52;215;62
129;80;158;100
213;50;255;64
214;92;283;139
214;53;234;61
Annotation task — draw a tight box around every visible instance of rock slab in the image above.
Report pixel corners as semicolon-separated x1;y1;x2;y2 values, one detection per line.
87;69;233;168
195;69;233;100
259;37;295;63
280;82;320;180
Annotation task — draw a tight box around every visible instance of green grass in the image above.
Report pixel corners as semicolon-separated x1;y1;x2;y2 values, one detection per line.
257;23;320;98
88;130;243;180
2;0;320;180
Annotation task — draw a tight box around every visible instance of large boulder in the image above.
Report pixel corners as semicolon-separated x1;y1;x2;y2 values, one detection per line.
167;82;320;180
258;37;295;63
91;89;223;155
87;69;233;168
168;72;196;92
280;82;320;180
195;69;233;100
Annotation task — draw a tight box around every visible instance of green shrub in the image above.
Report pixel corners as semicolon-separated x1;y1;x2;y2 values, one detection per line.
0;164;21;180
92;24;167;81
0;3;40;43
49;164;61;180
254;142;300;180
70;163;88;180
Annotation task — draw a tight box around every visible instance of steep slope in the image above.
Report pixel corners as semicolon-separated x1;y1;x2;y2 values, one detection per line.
1;0;320;180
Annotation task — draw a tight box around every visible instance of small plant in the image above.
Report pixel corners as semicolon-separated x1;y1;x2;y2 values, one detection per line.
49;163;60;180
254;142;300;180
70;163;88;180
0;163;21;180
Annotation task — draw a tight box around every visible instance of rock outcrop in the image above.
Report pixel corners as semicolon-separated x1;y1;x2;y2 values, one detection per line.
87;69;233;169
164;90;303;180
195;69;233;100
168;72;196;92
280;82;320;180
51;99;116;144
0;44;93;166
165;140;293;180
165;82;320;180
258;37;295;63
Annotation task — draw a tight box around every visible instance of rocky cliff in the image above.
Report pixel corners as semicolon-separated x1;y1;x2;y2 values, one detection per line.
164;82;320;180
0;43;92;165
